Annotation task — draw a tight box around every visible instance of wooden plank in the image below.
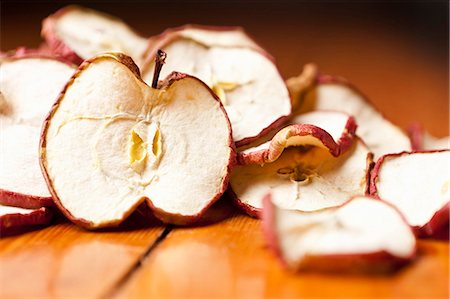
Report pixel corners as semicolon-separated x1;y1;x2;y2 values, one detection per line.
0;212;165;299
115;199;449;299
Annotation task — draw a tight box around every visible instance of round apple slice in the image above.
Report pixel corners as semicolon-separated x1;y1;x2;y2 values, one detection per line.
238;111;357;165
41;5;149;66
40;53;234;228
142;25;291;146
0;205;53;234
230;137;372;217
288;72;411;158
0;56;75;209
262;195;416;272
370;150;450;238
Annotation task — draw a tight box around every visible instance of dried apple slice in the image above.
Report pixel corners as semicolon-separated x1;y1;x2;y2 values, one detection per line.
40;53;234;228
0;125;55;209
238;111;357;165
1;56;75;127
0;205;53;234
42;5;148;66
0;56;75;209
230;137;372;217
370;150;450;238
142;25;291;146
408;123;449;151
262;195;416;272
289;73;411;158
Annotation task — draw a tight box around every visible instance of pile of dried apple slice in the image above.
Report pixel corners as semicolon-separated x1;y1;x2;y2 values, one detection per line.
0;53;75;233
2;5;448;275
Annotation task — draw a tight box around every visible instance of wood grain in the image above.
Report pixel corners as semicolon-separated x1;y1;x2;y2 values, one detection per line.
115;199;449;299
0;213;165;299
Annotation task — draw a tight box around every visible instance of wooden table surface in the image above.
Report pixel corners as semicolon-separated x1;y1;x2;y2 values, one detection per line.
1;2;449;298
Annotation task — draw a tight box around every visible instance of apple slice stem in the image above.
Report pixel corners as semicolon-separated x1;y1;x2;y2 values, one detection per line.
152;49;167;88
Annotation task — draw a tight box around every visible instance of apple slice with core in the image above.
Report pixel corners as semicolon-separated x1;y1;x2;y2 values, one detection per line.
40;52;234;228
0;56;75;209
288;73;411;158
142;25;291;146
230;137;372;217
262;194;416;272
0;205;53;234
42;5;148;66
238;111;357;165
370;150;450;238
408;123;449;151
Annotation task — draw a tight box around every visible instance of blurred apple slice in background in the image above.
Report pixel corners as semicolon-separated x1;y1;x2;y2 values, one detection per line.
262;194;416;273
370;150;450;238
42;5;149;66
142;25;291;146
288;72;411;158
408;122;449;151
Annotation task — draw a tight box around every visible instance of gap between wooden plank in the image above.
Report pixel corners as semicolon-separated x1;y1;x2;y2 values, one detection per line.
101;225;173;299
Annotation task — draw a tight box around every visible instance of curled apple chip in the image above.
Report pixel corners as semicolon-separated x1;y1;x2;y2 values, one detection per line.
0;205;53;234
262;195;416;272
42;5;148;66
288;73;411;158
230;137;372;217
408;123;449;151
142;25;291;146
0;56;75;209
370;150;450;238
238;111;357;165
40;53;234;228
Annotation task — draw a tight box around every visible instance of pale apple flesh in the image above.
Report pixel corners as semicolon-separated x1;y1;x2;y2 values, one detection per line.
230;138;372;217
41;5;148;66
0;57;75;127
408;123;450;151
370;150;450;238
262;194;416;272
238;111;357;165
0;205;53;233
288;73;411;158
0;56;75;209
40;53;234;229
142;25;292;146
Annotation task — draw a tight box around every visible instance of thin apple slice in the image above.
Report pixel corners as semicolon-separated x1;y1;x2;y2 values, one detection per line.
0;56;75;209
41;5;148;66
370;150;450;238
0;125;54;209
238;111;357;165
230;137;372;217
408;123;449;151
142;25;291;146
1;56;75;127
262;195;416;272
0;205;53;234
40;52;234;228
288;73;411;158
